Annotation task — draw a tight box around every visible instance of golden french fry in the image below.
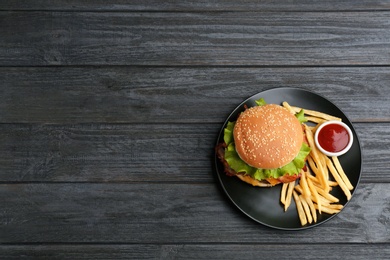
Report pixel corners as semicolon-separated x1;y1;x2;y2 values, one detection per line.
304;125;329;192
326;157;352;200
326;204;344;210
308;159;335;189
306;116;326;124
312;180;333;191
280;182;288;205
306;171;320;185
296;185;330;206
307;176;322;214
299;195;313;224
310;139;328;176
332;156;354;190
316;194;333;206
314;204;342;214
300;170;311;199
304;195;317;223
289;106;342;121
294;184;303;194
307;155;319;173
282;101;295;114
313;184;339;203
293;190;307;226
284;181;295;211
307;167;336;188
317;152;329;180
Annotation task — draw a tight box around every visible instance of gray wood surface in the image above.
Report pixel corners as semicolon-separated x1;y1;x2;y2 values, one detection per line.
1;0;390;11
1;12;390;66
1;67;389;123
1;183;389;244
1;1;389;259
1;244;389;260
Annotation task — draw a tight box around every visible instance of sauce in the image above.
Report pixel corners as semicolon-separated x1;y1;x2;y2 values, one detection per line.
317;123;350;153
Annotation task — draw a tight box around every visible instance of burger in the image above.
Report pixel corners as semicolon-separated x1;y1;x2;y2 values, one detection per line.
216;100;311;187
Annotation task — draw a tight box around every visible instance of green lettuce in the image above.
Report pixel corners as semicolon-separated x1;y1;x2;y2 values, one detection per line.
223;121;235;145
223;119;311;181
295;109;308;124
255;98;267;106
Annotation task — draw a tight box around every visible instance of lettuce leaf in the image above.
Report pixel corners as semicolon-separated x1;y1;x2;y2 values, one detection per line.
224;143;256;175
255;98;267;106
295;109;308;124
223;121;235;145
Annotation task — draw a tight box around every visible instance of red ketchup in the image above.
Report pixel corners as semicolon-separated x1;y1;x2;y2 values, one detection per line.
317;123;350;153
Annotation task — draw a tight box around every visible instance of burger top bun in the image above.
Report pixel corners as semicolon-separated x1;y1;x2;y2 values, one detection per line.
233;104;303;169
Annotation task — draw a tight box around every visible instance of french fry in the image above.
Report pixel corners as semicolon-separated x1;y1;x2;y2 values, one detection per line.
316;194;333;206
332;156;354;190
312;180;333;191
307;155;319;174
312;156;328;192
313;184;339;203
293;190;307;226
289;105;342;121
304;125;329;192
307;173;336;189
314;204;342;214
296;185;330;206
299;194;313;224
306;116;326;124
307;176;322;214
304;195;317;223
300;170;311;199
280;182;288;205
282;101;296;114
326;157;352;200
328;180;339;187
326;204;344;210
306;171;320;185
284;181;295;211
317;152;329;180
294;184;303;194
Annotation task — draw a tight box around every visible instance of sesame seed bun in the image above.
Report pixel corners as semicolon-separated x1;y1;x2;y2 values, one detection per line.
233;104;303;169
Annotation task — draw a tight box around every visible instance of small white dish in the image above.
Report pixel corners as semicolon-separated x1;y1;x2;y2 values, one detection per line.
314;120;353;157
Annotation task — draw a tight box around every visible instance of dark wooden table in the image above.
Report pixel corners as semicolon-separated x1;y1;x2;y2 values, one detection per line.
1;1;390;259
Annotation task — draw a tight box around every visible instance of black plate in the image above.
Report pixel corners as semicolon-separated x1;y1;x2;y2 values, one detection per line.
214;87;362;230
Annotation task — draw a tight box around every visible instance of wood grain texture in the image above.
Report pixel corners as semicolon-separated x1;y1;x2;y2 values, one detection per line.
1;2;389;259
1;244;390;259
0;123;215;183
1;12;390;66
1;183;389;243
0;123;387;183
1;67;389;124
1;0;390;11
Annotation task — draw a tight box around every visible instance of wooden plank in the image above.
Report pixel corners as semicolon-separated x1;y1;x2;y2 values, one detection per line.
1;12;390;66
1;244;390;259
1;183;389;243
1;67;389;124
0;123;387;183
1;0;390;12
0;123;215;183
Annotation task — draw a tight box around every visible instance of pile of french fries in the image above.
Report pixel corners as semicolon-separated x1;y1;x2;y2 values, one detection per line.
280;102;354;226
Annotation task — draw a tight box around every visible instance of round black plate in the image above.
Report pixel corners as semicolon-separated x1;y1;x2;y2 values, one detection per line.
214;87;362;230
